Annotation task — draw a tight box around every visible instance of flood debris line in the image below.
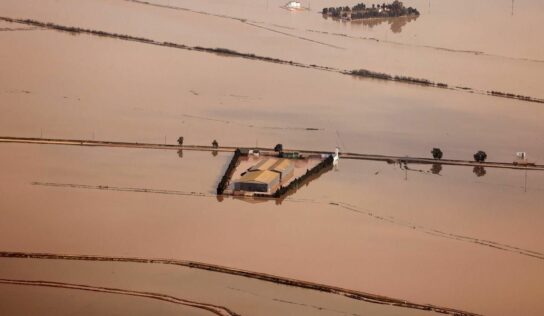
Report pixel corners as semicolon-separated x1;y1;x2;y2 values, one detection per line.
29;180;544;262
31;182;213;198
0;16;336;74
181;114;324;131
306;29;544;64
0;16;542;104
243;21;345;49
0;279;239;316
349;69;544;103
217;149;242;195
123;0;343;49
127;0;544;64
349;69;448;88
2;136;544;171
0;26;42;32
0;251;480;316
332;202;544;261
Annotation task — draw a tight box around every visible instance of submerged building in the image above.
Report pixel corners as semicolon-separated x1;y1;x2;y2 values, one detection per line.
235;158;295;192
286;1;302;9
270;159;294;181
234;170;280;192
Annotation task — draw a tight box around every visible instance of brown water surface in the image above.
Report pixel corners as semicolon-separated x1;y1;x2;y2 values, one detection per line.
1;0;544;315
1;144;543;315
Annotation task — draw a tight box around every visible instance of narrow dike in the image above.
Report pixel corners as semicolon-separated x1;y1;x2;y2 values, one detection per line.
0;278;239;316
0;251;480;316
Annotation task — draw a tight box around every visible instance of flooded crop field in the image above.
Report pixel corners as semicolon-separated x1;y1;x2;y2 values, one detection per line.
1;0;543;315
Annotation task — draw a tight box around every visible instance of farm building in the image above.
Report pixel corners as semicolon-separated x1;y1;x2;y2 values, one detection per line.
235;158;295;192
250;158;278;172
271;159;294;181
234;170;280;192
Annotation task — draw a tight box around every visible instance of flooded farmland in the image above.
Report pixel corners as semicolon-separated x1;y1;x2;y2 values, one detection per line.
1;0;543;315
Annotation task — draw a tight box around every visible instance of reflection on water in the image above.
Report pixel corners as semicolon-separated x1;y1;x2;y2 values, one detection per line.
177;149;183;158
473;166;486;177
212;150;218;157
275;162;334;205
323;15;419;33
430;163;442;175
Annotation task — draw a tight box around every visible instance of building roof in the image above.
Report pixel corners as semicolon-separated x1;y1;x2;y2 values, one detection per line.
250;158;277;171
271;158;294;172
238;170;279;184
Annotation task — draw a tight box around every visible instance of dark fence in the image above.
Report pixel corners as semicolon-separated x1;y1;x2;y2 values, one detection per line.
253;155;334;199
216;149;241;195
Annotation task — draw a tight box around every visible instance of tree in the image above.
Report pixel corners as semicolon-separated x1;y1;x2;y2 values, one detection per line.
212;139;219;148
274;144;283;152
431;148;443;160
474;150;487;162
177;136;184;145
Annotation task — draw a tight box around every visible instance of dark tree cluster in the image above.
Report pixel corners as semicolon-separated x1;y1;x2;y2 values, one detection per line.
431;148;443;160
323;1;419;20
474;151;487;163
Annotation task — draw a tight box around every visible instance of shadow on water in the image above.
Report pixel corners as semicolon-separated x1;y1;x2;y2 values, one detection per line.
323;15;419;33
216;161;334;205
275;163;334;205
430;163;442;175
473;166;487;177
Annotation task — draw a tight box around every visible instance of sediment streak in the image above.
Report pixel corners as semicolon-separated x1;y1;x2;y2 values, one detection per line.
0;278;240;316
0;251;480;316
0;16;542;104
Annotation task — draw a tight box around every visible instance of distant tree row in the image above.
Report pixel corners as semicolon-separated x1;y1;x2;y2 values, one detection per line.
322;1;419;20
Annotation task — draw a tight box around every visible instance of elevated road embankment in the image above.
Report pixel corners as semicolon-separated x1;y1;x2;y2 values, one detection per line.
1;136;543;171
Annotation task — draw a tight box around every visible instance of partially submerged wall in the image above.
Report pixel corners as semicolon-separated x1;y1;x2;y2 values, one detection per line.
216;149;241;195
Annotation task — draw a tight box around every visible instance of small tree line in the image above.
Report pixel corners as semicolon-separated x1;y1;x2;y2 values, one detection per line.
323;1;420;20
432;148;488;163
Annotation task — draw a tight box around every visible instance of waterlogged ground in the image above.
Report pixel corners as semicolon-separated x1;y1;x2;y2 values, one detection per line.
0;0;543;97
1;28;544;162
0;144;543;315
0;257;446;316
1;0;544;315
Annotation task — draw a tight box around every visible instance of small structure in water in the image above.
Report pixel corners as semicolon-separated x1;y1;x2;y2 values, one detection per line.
513;151;535;166
235;170;280;192
235;158;295;192
286;1;302;9
332;147;340;166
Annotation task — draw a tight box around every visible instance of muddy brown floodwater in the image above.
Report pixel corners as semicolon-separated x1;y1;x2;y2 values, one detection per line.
0;0;543;315
1;143;543;315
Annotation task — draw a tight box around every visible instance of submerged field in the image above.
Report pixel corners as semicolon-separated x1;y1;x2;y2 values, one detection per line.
1;0;543;315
